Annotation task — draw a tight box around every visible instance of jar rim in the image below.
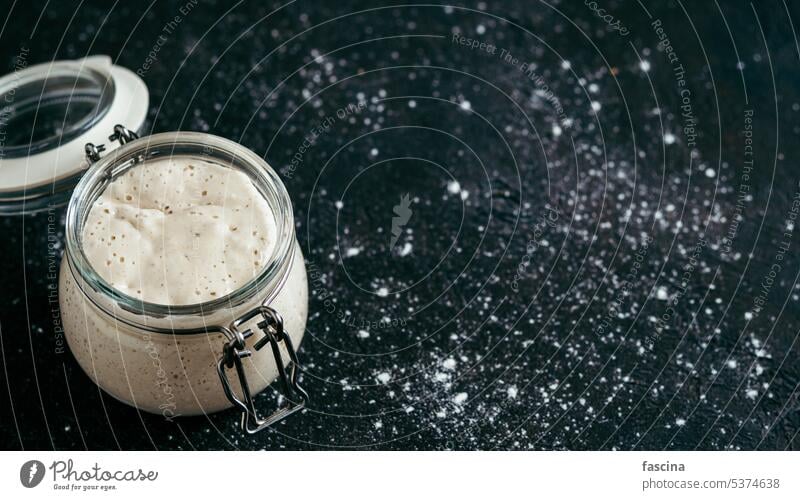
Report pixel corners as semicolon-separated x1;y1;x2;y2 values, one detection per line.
64;131;296;328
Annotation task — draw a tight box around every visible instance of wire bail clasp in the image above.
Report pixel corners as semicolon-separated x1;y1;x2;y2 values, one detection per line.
85;124;140;164
217;306;309;434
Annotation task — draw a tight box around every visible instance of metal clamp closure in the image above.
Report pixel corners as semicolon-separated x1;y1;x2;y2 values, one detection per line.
216;306;309;434
85;124;140;164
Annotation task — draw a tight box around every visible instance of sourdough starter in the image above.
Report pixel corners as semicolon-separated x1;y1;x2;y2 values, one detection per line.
59;157;308;416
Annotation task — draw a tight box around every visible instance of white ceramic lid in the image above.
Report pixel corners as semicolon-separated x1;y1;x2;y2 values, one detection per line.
0;55;148;214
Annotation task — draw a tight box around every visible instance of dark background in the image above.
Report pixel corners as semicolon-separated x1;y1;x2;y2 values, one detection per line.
1;0;799;450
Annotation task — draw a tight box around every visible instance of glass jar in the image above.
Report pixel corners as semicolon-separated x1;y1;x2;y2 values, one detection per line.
59;130;309;433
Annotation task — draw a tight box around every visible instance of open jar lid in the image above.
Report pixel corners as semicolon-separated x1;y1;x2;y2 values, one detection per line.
0;55;148;215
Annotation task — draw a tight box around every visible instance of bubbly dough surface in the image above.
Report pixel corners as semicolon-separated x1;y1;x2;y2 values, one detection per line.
81;157;277;305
